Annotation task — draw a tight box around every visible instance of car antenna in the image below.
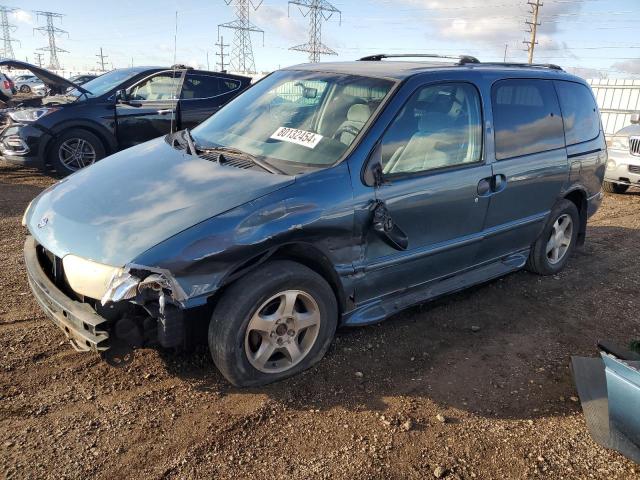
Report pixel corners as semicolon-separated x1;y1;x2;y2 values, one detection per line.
170;10;178;135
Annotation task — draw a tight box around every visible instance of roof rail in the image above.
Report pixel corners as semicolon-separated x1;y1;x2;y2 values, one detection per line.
358;53;480;65
476;62;564;71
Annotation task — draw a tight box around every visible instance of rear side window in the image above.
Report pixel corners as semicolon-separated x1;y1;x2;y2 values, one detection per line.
555;81;599;145
492;79;564;160
181;74;241;100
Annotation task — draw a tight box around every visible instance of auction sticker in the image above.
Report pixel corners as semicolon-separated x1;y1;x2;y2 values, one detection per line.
270;127;323;149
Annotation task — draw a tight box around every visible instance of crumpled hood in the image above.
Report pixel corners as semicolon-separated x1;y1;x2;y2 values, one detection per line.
26;138;295;266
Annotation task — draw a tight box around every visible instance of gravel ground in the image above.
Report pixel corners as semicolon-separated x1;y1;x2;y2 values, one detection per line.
1;159;639;479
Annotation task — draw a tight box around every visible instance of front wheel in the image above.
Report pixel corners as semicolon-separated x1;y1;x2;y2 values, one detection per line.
526;199;580;275
49;129;106;176
209;260;338;387
603;181;629;194
19;85;31;94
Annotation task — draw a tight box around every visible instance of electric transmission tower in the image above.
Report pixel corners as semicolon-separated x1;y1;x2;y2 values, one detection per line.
34;11;68;70
288;0;341;63
216;35;229;71
523;0;542;64
0;6;18;59
218;1;264;74
34;52;44;67
96;47;108;71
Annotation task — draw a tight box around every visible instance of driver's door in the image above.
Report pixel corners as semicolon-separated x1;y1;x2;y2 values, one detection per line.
116;70;185;149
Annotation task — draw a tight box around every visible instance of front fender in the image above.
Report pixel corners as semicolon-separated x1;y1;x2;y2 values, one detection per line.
132;163;357;307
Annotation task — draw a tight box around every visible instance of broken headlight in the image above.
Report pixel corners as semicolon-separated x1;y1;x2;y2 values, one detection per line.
101;269;180;307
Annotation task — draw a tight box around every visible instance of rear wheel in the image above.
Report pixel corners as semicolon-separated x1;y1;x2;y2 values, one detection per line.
49;129;106;176
603;181;629;194
208;260;338;387
526;199;580;275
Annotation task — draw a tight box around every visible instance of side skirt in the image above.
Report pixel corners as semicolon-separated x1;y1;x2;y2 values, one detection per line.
342;249;529;326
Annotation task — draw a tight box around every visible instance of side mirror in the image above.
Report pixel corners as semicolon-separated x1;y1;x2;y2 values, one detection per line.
631;113;640;125
115;89;128;104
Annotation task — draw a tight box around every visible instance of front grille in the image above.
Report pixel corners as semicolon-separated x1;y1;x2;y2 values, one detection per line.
630;136;640;156
629;164;640;174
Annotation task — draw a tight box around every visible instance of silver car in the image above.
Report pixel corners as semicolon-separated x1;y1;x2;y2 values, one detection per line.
605;114;640;194
14;74;45;94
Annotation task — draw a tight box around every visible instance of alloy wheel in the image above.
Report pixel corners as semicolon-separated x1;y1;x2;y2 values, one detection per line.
58;138;97;171
244;290;321;374
546;214;573;265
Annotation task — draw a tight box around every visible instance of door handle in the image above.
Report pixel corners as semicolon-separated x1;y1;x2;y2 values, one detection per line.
157;109;174;115
491;174;507;193
477;175;507;196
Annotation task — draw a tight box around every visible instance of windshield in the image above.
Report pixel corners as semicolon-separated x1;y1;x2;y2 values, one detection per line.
66;69;140;99
191;70;394;168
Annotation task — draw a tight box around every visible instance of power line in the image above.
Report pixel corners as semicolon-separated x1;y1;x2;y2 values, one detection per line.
96;47;108;71
218;1;264;74
523;0;542;64
0;6;19;59
216;35;229;72
34;11;68;70
288;0;341;63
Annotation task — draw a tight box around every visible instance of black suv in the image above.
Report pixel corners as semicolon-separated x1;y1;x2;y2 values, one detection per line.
0;61;250;175
23;54;606;386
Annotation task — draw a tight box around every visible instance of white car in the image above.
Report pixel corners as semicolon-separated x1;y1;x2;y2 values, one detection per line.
14;74;44;94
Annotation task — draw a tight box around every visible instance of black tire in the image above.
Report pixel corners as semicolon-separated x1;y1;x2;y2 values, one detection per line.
526;199;580;275
48;129;106;177
603;181;629;194
19;85;31;94
209;260;338;387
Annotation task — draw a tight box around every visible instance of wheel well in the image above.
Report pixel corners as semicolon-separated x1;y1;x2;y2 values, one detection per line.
45;125;113;164
564;189;587;246
211;243;348;316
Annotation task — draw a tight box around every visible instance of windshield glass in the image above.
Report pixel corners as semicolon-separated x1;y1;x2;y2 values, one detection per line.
66;69;140;99
191;70;394;168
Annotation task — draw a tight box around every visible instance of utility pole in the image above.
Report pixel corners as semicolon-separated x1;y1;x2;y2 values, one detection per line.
503;43;508;62
216;35;229;71
0;5;19;59
218;1;264;74
523;0;542;64
288;0;341;63
34;52;44;67
96;47;108;71
34;11;68;70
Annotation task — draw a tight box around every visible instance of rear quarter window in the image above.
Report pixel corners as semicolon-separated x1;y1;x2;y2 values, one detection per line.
555;81;600;145
491;79;565;160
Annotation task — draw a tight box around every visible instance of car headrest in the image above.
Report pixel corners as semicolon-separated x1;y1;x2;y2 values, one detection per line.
418;112;452;133
347;103;370;124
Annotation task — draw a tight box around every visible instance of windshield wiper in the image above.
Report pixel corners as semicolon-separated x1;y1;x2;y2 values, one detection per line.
196;143;283;174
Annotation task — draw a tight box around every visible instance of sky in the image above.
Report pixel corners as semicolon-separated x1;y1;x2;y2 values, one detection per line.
6;0;640;78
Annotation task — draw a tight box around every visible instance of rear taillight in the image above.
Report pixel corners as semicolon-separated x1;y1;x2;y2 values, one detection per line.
3;80;10;90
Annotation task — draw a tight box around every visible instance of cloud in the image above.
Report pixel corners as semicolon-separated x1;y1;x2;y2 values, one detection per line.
397;0;587;56
11;9;32;25
253;5;306;43
612;59;640;75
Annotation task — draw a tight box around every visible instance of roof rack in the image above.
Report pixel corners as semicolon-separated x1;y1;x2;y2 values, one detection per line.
358;53;480;65
478;62;563;71
357;54;564;71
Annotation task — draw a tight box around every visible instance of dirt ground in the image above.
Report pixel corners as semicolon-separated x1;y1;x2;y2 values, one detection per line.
1;159;639;479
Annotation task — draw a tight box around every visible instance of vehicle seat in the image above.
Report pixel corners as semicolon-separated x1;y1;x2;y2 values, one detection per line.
334;103;370;146
384;112;457;174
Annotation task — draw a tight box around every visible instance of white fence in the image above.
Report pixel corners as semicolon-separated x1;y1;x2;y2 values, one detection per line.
587;79;640;136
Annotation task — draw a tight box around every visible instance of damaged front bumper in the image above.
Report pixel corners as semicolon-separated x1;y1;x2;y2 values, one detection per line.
24;236;110;352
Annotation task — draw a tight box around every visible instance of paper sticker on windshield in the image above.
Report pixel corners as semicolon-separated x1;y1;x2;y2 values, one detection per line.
270;127;323;149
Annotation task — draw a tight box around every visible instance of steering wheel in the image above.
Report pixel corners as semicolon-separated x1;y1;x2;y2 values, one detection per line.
333;124;360;144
